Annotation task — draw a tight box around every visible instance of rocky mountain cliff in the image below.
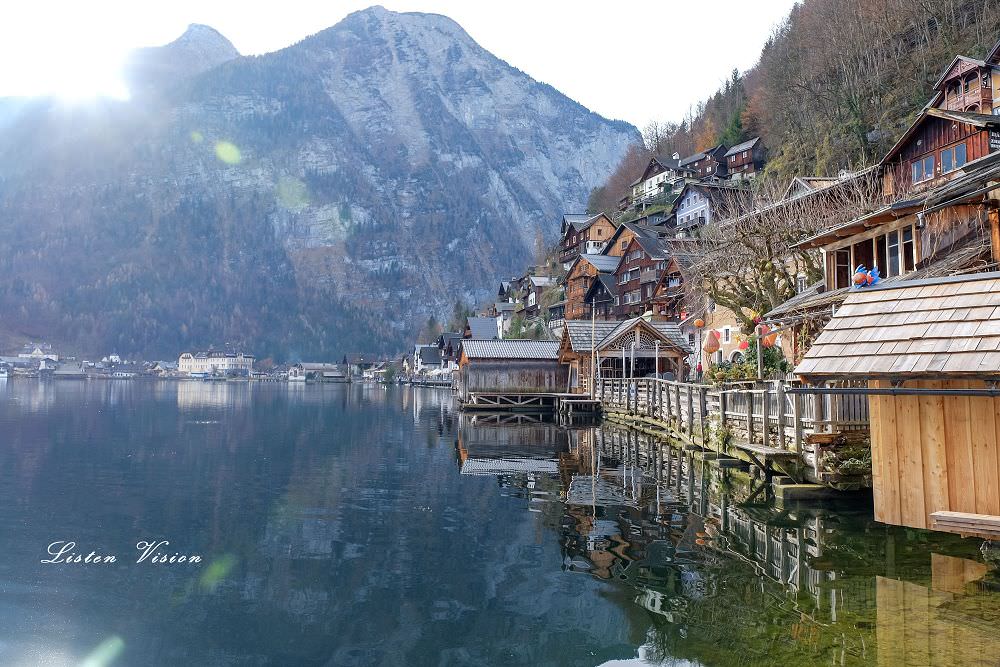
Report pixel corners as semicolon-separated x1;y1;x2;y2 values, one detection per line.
0;6;638;359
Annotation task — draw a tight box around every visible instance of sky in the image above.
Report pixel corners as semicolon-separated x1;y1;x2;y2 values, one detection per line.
0;0;799;129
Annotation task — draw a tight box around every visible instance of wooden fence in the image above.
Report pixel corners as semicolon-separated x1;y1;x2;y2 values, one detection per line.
597;377;869;453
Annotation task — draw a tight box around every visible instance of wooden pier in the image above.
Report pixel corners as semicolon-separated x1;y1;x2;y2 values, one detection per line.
461;391;602;415
595;377;871;491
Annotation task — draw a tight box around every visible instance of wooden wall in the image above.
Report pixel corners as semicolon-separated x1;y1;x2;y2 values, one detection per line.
457;360;567;400
869;378;1000;529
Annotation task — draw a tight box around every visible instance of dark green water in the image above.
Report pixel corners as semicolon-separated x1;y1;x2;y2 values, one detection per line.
1;380;999;667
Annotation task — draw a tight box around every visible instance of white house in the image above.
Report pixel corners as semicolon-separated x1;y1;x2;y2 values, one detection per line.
178;350;255;376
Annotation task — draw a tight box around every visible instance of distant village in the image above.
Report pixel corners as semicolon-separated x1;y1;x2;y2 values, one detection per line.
411;40;1000;396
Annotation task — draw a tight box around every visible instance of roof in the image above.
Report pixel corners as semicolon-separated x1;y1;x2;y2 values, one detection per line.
529;276;555;288
418;346;442;364
466;317;499;340
297;362;342;371
882;107;1000;165
494;302;516;312
795;272;1000;379
932;55;987;90
562;318;690;354
724;137;761;157
577;253;621;273
768;234;993;321
562;213;607;233
461;340;560;361
584;273;619;303
678;145;725;167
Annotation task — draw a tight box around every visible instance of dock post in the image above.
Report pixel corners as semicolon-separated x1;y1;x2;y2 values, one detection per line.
776;382;787;451
792;391;802;456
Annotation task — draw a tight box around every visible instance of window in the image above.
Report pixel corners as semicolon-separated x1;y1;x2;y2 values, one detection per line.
722;328;731;343
911;155;935;183
796;274;807;293
941;143;967;173
887;230;900;277
742;150;748;158
902;227;915;272
596;228;603;237
834;249;851;289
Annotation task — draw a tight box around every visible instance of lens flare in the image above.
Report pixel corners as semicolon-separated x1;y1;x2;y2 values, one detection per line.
80;636;125;667
214;141;241;165
199;554;237;592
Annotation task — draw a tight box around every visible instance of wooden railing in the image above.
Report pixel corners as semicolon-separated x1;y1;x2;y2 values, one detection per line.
596;377;869;453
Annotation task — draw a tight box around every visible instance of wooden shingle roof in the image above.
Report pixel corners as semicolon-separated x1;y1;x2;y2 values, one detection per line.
795;272;1000;380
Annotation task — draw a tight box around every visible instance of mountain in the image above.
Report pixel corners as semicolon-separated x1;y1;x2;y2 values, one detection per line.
0;6;638;359
125;23;240;93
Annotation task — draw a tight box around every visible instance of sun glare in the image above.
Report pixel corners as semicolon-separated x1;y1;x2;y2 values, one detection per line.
3;43;130;101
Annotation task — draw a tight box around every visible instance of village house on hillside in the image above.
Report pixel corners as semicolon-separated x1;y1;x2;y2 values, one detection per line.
766;43;1000;348
678;144;729;179
725;137;766;180
671;181;738;230
564;254;621;320
559;213;615;268
620;155;689;212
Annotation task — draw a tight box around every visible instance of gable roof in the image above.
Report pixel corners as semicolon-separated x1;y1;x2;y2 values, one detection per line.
584;273;619;302
561;318;690;354
418;346;442;365
466;317;499;340
679;144;726;167
561;213;609;235
932;54;987;91
529;276;555;288
795;272;1000;380
600;221;666;256
724;137;761;157
882;107;1000;165
461;339;560;361
572;253;621;274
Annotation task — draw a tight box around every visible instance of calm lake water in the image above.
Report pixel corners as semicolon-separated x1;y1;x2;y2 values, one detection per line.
1;380;999;667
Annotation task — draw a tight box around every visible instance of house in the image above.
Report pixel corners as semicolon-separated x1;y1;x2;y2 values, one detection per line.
794;273;1000;534
547;300;566;336
564;254;621;320
53;362;87;379
288;363;349;383
412;345;442;374
672;181;738;231
559;213;616;268
623;155;690;211
724;137;766;180
465;316;500;340
582;274;618;320
766;46;1000;344
437;332;464;369
343;354;377;377
18;343;58;362
611;235;672;319
455;339;565;402
178;350;254;377
558;318;691;393
601;220;669;259
678;144;729;180
524;276;555;319
498;281;514;302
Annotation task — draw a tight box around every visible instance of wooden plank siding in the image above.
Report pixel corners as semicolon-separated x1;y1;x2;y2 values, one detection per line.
884;115;993;198
870;378;1000;529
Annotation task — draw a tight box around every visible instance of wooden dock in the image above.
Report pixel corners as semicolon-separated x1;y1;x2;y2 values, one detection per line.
460;391;602;415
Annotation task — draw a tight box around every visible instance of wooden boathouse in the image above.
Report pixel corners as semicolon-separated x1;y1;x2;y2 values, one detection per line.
456;339;567;410
796;272;1000;536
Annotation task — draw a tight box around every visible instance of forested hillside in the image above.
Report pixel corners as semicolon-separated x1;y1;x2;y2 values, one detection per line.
589;0;1000;212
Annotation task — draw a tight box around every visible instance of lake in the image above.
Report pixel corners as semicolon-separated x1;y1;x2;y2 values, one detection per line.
1;380;998;666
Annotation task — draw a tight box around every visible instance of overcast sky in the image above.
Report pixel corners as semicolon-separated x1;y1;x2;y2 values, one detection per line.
0;0;799;128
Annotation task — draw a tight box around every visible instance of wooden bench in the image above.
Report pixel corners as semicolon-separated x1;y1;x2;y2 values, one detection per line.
930;511;1000;537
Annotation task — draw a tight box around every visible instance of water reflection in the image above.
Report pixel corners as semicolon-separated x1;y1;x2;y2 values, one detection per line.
0;381;997;666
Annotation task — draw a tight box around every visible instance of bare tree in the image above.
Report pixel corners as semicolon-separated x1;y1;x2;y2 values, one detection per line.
682;168;884;332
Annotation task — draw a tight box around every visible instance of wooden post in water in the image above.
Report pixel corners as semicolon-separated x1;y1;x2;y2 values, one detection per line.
776;381;787;450
792;391;802;456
